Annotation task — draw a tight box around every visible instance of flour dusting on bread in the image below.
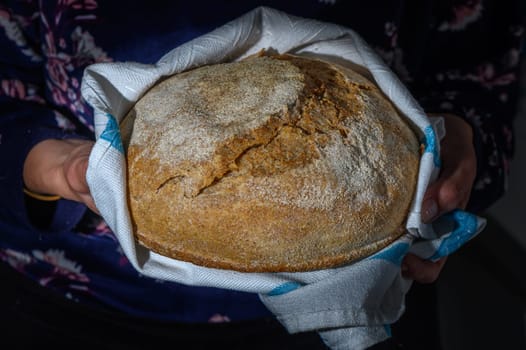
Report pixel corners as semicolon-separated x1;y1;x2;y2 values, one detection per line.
123;54;420;272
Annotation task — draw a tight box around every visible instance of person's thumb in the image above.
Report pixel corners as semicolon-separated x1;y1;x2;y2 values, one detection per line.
66;156;89;193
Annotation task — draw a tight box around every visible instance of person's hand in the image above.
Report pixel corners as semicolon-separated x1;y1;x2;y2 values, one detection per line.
402;113;477;283
23;139;98;213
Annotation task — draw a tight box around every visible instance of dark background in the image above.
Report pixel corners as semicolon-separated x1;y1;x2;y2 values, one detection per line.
435;6;526;348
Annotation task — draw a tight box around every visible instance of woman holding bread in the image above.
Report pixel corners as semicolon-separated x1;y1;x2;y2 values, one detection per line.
0;0;522;349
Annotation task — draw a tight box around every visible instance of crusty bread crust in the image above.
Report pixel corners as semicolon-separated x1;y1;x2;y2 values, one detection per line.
122;54;420;272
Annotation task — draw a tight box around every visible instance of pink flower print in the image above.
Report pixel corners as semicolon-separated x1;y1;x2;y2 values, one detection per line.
51;87;67;105
47;57;69;92
43;26;57;56
78;217;117;241
1;79;45;103
438;0;483;31
480;63;495;79
443;62;517;90
95;219;113;235
208;314;232;323
54;111;77;130
32;249;90;286
470;63;517;89
384;22;398;48
67;87;77;102
0;9;9;20
1;79;25;99
0;9;43;61
506;48;521;68
71;26;110;64
118;254;130;267
59;0;98;11
83;0;98;10
46;55;74;107
0;248;34;272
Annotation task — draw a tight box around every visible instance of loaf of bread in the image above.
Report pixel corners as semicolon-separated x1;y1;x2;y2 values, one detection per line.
121;53;420;272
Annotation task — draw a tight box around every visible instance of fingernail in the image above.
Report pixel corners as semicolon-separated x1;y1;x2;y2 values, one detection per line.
422;199;438;223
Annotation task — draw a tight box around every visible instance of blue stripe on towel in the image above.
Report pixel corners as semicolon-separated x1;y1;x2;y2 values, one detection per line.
384;324;392;337
267;282;303;296
423;125;441;168
427;210;479;261
100;113;124;153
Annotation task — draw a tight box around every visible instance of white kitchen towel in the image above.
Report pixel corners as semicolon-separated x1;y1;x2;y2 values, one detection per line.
81;6;486;350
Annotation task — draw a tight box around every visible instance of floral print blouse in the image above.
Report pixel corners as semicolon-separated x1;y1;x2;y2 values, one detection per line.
0;0;523;322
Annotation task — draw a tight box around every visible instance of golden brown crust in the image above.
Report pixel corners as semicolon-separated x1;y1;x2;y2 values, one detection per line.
123;54;420;272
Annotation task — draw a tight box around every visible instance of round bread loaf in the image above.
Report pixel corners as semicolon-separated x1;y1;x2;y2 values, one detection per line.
121;54;421;272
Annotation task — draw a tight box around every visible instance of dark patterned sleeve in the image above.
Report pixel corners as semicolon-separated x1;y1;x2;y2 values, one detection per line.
0;2;89;231
402;0;524;213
